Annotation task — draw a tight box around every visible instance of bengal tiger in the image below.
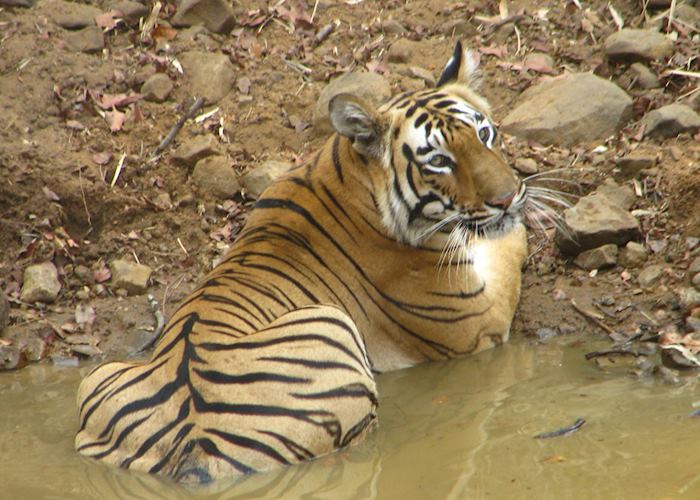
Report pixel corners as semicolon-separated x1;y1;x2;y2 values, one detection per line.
75;41;532;483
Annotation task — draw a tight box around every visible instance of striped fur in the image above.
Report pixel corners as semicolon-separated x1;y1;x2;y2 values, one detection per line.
75;42;529;482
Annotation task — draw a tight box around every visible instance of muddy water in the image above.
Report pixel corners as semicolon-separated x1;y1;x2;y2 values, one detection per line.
2;337;699;499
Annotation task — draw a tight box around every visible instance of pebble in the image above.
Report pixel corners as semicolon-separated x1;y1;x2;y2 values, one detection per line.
141;73;173;102
592;179;636;211
573;244;618;270
641;104;700;139
687;316;700;333
688;257;700;276
677;287;700;310
0;346;24;370
64;26;105;53
638;264;665;288
241;160;292;198
20;262;62;303
0;290;9;333
313;71;391;137
172;135;221;168
387;38;421;64
442;19;476;37
618;241;648;268
629;63;660;89
179;51;237;104
381;19;406;35
535;327;558;342
692;273;700;291
171;0;236;34
514;157;538;175
110;0;149;23
109;258;152;295
51;1;102;29
603;28;674;62
191;156;241;198
501;73;632;147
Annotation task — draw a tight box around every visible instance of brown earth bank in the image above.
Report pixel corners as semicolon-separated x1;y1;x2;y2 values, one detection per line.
0;0;699;379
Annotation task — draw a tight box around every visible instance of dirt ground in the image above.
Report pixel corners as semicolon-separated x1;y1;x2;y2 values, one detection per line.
0;0;698;375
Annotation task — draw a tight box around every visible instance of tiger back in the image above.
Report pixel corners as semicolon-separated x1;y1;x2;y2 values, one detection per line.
75;41;529;482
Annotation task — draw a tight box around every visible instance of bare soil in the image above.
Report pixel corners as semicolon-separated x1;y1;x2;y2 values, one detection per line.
0;0;698;374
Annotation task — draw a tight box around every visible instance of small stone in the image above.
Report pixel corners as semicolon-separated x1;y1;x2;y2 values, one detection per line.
629;63;661;89
677;287;700;310
154;192;173;210
109;258;152;295
603;28;674;62
241;160;292;198
615;153;655;179
110;0;149;22
381;19;405;35
687;316;700;333
141;73;173;102
689;257;700;276
523;52;556;74
20;262;62;303
534;327;558;341
313;71;391;137
396;65;436;87
387;38;419;63
692;273;700;291
514;157;538;175
619;241;648;268
556;193;640;255
64;26;105;53
574;244;618;270
180;51;236;104
0;290;9;333
75;289;91;301
191;156;241;198
638;264;665;288
74;264;94;284
0;346;24;371
442;19;476;37
22;337;48;362
642;104;700;139
51;1;102;29
687;237;700;251
592;179;636;211
171;0;237;34
172;135;221;167
674;4;700;29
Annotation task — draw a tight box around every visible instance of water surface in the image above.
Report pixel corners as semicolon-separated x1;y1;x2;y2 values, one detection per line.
2;337;698;499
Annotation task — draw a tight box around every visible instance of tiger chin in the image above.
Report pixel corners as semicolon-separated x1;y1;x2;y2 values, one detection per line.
75;41;529;483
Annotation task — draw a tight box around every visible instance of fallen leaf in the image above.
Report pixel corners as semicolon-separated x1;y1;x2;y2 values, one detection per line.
237;76;251;94
94;10;122;30
65;120;86;130
152;24;177;42
89;90;142;109
105;109;126;132
92;152;112;165
93;264;111;283
42;186;61;202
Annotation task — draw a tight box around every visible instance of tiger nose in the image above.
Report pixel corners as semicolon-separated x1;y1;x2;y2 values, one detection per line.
486;189;517;209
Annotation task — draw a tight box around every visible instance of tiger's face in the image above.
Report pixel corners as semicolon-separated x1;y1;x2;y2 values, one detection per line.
330;42;525;247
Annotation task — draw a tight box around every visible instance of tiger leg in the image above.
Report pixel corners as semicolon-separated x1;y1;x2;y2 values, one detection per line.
75;304;378;483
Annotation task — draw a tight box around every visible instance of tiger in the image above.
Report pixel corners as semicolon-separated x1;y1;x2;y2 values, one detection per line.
75;41;530;483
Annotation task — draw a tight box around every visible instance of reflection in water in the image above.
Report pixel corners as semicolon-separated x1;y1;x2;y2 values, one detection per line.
1;337;699;499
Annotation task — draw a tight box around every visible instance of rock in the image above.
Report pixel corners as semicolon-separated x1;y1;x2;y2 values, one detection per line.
629;63;661;89
692;272;700;291
64;26;105;53
615;153;655;178
677;287;700;310
387;38;420;63
141;73;173;102
573;244;618;270
534;327;558;341
110;0;149;22
171;0;236;34
313;72;391;137
20;262;61;303
641;104;700;139
603;28;674;62
0;0;34;6
674;4;700;29
687;316;700;333
556;193;640;254
241;160;292;198
689;257;700;276
403;66;436;87
109;258;152;295
619;241;648;268
513;157;538;175
22;336;48;362
191;156;240;198
0;345;24;371
74;264;94;284
638;264;665;288
381;19;405;35
180;51;236;104
592;179;636;210
154;192;173;210
172;135;221;167
0;289;9;333
50;1;102;29
501;73;632;147
442;19;477;37
523;52;556;74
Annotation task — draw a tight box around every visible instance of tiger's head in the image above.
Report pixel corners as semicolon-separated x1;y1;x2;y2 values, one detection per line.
329;41;525;248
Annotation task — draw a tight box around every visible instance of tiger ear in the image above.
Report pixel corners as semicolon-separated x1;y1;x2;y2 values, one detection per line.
436;41;481;89
329;93;385;159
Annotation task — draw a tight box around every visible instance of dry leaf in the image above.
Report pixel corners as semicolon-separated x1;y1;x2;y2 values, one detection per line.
75;304;96;332
105;109;126;132
42;186;61;202
93;264;111;283
92;152;112;165
94;10;122;30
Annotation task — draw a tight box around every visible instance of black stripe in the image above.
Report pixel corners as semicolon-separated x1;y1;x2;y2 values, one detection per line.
204;428;291;465
193;369;310;385
332;134;344;183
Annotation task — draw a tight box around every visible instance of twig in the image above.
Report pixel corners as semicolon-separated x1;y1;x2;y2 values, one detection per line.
570;299;615;336
110;153;126;188
149;97;205;161
534;418;586;439
584;349;646;360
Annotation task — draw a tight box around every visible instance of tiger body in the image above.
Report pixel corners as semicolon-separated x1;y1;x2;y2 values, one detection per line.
76;42;529;482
